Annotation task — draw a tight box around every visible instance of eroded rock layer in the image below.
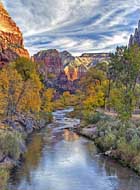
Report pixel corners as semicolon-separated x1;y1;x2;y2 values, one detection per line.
33;49;110;82
0;2;29;66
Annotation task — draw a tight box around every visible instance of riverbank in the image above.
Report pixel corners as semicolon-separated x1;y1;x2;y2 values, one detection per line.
72;111;140;175
0;112;52;190
8;108;140;190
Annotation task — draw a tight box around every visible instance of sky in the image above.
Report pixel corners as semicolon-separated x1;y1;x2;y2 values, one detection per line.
2;0;140;56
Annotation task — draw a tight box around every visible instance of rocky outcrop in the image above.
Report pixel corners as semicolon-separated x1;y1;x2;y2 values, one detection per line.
64;57;90;81
64;66;78;81
33;50;76;92
0;2;29;66
33;49;63;77
80;53;110;66
60;51;75;66
129;20;140;47
0;49;18;68
64;53;110;81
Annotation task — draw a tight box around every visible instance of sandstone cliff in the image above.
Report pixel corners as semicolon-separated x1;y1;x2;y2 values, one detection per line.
33;49;110;82
0;2;29;65
64;53;110;81
33;49;63;77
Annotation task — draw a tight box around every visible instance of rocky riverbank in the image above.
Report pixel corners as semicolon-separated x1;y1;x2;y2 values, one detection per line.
0;112;52;190
73;113;140;176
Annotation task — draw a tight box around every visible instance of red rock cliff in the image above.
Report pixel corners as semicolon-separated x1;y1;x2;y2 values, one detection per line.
33;49;63;77
0;2;29;64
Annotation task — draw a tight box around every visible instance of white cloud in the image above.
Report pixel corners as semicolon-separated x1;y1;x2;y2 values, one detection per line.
2;0;140;55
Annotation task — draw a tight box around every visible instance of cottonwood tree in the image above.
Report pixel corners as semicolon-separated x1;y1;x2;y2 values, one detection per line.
109;45;140;120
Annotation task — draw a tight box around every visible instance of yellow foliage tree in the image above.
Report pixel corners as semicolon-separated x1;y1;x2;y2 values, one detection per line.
0;65;23;118
0;58;44;120
83;85;105;111
41;88;55;113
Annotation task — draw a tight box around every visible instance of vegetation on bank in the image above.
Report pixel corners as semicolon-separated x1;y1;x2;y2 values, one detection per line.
0;168;9;190
70;44;140;174
0;57;55;189
76;111;140;174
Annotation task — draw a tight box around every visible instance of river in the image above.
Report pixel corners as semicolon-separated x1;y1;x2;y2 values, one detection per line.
8;108;140;190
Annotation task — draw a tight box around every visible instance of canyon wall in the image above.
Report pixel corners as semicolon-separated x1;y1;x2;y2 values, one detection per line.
33;49;110;81
0;2;29;66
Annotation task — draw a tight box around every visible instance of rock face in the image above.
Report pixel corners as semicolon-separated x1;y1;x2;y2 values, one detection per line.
33;49;110;92
129;20;140;47
81;53;110;66
33;50;110;82
0;2;29;66
60;51;75;66
64;53;110;81
33;49;63;77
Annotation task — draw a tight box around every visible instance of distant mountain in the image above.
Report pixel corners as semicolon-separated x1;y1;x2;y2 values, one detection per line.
33;49;110;81
0;2;29;66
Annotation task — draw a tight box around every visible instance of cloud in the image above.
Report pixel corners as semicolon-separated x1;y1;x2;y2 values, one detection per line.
2;0;140;55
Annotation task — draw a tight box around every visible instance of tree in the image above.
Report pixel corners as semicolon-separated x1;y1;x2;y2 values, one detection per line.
0;58;44;121
41;88;55;113
0;65;23;119
109;45;140;120
79;67;108;111
14;58;42;113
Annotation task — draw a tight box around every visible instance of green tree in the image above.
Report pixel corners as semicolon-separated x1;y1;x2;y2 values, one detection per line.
109;45;140;120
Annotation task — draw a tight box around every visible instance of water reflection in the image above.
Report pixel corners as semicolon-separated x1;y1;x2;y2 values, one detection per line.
64;129;79;141
8;109;140;190
10;132;44;186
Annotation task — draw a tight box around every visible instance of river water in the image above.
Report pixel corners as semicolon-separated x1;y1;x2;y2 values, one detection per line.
8;108;140;190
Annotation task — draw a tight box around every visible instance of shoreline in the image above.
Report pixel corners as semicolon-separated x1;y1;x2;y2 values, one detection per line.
0;114;52;190
72;125;140;176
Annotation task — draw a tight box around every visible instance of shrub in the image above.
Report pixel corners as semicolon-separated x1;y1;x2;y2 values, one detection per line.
83;111;106;124
0;168;9;190
130;134;140;151
117;137;138;162
0;130;23;160
126;128;137;142
103;133;116;150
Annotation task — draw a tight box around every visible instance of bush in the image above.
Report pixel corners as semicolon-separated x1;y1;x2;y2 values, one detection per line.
83;111;106;124
0;168;9;190
103;133;116;150
95;133;116;151
125;127;140;147
117;137;138;162
130;134;140;151
0;130;23;160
